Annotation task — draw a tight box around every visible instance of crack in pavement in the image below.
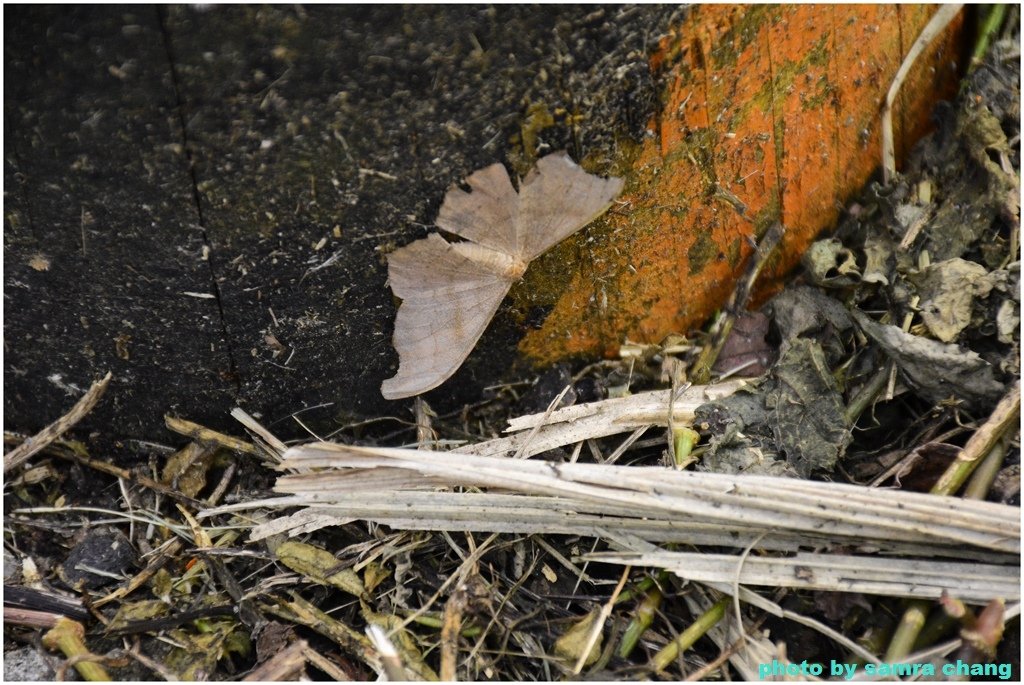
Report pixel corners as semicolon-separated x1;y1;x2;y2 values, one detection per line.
156;5;241;397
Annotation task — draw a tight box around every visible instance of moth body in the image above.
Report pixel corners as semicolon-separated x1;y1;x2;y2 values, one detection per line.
451;241;528;281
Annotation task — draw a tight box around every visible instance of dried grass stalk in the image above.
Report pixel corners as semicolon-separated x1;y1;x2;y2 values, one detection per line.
205;384;1018;606
456;379;747;458
584;550;1019;604
266;444;1017;555
203;442;1019;603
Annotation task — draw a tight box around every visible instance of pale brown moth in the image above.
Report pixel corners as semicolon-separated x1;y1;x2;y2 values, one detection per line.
381;152;624;399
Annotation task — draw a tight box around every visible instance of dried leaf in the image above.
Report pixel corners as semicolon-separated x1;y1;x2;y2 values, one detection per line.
711;311;774;377
996;299;1019;345
108;599;169;632
274;541;364;597
698;338;850;477
850;309;1004;410
553;608;603;668
861;233;895;285
923;104;1018;262
768;286;854;348
382;152;623;399
166;625;248;680
27;253;51;271
161;442;216;499
801;238;860;287
912;258;994;342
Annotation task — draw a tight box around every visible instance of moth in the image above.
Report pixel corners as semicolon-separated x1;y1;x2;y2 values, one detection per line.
381;152;624;399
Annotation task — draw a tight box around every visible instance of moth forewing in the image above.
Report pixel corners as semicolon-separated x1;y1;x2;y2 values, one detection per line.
382;152;623;399
435;162;519;255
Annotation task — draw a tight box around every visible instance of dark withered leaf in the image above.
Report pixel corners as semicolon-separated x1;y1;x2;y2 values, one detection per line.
711;311;775;377
850;309;1004;410
767;286;852;365
921;104;1018;262
696;388;798;477
765;338;851;476
702;432;797;477
769;286;853;342
696;338;850;477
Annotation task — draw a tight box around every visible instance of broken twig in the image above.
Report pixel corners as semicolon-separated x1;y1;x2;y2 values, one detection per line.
4;372;111;473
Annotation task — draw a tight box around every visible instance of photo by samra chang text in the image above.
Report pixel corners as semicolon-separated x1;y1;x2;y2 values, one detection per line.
758;659;1013;681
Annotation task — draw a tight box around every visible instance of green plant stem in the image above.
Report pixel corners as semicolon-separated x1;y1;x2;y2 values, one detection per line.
844;364;891;425
619;586;662;658
885;600;930;662
672;427;701;469
652;595;730;673
969;5;1008;75
932;382;1019;496
913;607;958;650
42;617;111;681
404;612;483;637
616;572;664;605
888;386;1019;663
963;437;1009;500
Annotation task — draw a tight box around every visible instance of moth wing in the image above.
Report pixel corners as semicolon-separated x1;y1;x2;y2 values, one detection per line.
435;162;519;255
516;152;624;261
381;233;513;399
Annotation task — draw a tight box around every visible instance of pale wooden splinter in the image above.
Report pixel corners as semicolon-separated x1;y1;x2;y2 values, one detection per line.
381;152;624;399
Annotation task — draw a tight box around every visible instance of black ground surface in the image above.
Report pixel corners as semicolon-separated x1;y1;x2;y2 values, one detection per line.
5;5;673;451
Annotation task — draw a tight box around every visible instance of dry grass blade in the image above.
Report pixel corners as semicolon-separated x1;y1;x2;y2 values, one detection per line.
164;415;261;456
365;625;408;681
881;4;964;183
211;489;1008;564
583;550;1019;604
230;407;287;462
196;373;1020;677
575;566;630;674
203;442;1019;601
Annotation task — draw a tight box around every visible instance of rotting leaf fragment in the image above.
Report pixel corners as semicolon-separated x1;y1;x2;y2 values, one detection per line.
850;309;1004;410
381;152;623;399
911;257;996;343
